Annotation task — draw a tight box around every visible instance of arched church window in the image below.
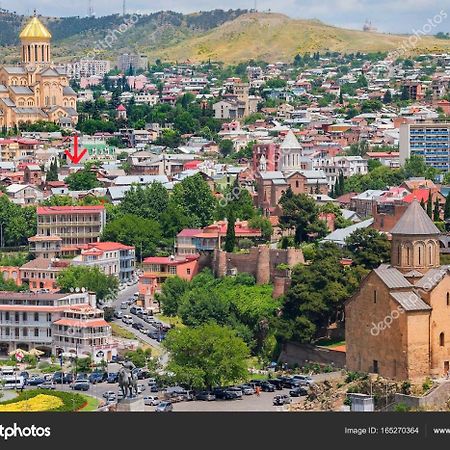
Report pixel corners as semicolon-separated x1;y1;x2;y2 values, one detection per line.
440;332;445;347
447;293;449;306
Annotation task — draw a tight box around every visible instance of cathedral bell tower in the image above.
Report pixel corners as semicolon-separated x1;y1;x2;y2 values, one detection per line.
390;199;441;274
19;12;52;66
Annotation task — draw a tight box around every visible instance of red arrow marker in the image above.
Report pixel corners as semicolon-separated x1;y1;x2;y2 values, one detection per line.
65;135;87;164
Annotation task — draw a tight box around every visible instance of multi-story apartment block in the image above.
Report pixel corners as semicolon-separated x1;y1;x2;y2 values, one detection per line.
29;205;106;258
400;123;450;171
19;257;70;292
52;306;116;363
0;291;116;361
72;242;136;282
313;156;368;189
117;54;148;72
65;59;111;79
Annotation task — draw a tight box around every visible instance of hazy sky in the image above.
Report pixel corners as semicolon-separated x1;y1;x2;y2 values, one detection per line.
3;0;450;33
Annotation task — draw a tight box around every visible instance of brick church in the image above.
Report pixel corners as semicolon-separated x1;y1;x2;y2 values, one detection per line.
346;200;450;381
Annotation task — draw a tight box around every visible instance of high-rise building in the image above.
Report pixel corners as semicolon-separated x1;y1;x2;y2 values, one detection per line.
400;122;450;171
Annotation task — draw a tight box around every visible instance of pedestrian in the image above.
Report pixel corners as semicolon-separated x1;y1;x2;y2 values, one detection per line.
256;386;260;397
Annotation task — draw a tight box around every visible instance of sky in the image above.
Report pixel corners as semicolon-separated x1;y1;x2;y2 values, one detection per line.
3;0;450;33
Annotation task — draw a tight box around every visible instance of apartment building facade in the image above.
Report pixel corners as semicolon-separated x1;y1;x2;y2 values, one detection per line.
29;205;106;258
0;291;108;358
71;242;136;282
400;123;450;171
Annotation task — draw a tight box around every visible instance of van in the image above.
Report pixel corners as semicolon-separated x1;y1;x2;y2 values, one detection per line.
120;302;128;310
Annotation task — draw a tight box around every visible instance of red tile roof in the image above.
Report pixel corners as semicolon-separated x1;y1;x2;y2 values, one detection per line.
402;189;430;203
37;205;105;214
177;229;203;238
54;318;109;328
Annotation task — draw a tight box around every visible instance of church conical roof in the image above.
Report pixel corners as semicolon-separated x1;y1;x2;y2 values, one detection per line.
390;200;440;235
280;130;301;149
20;16;52;40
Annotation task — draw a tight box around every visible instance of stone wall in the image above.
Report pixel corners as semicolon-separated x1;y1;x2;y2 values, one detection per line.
392;382;450;410
279;342;346;368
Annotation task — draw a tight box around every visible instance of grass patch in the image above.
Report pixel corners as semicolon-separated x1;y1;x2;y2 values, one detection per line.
0;389;86;412
111;323;136;340
155;314;185;328
79;394;100;412
315;338;346;348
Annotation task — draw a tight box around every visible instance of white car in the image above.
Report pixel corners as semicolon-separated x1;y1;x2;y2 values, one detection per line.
122;315;133;325
144;396;160;406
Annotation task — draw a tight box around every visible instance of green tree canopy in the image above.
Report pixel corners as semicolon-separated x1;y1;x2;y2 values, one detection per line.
164;323;250;390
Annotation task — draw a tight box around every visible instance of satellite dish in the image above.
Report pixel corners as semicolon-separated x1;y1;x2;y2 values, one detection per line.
81;287;86;293
75;287;80;293
69;288;74;293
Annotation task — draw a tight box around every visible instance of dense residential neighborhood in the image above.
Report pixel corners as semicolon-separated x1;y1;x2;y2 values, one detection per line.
3;8;450;419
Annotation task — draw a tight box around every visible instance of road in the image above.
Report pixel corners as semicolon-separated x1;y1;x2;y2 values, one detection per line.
41;382;303;412
109;284;169;366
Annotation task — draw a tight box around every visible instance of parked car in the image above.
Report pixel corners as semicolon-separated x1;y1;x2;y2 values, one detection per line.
213;387;241;400
114;311;123;319
289;386;309;397
89;371;107;384
155;401;173;412
71;381;90;391
137;384;146;394
106;394;116;403
259;381;275;392
292;375;314;386
144;396;160;406
279;376;299;389
52;372;64;384
273;394;292;406
267;378;284;390
122;315;133;325
239;384;255;395
28;376;45;386
149;384;159;393
196;391;216;401
76;373;89;382
64;373;74;384
120;302;128;310
107;372;118;383
103;391;116;399
40;381;56;390
20;371;29;384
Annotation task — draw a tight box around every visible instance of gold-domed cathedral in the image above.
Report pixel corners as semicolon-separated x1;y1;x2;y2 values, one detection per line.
0;13;78;130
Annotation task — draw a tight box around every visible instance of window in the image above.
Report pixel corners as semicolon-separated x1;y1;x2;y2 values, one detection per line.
23;328;28;337
440;332;445;347
34;328;39;337
418;246;422;265
373;360;379;374
23;312;27;322
169;266;177;275
187;268;191;275
34;312;39;322
373;290;377;304
447;293;450;306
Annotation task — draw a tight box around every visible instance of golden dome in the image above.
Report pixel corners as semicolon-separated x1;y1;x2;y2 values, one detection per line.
19;16;52;40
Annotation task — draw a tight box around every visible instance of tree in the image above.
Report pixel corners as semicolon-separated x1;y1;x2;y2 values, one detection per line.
45;160;58;182
102;214;164;259
383;89;392;104
57;266;119;303
248;215;273;242
279;190;328;243
434;197;441;222
219;139;234;157
120;183;169;222
445;193;450;220
224;209;236;252
427;193;433;218
171;173;216;228
65;167;101;191
0;196;36;247
156;276;190;316
163;323;250;390
345;228;391;269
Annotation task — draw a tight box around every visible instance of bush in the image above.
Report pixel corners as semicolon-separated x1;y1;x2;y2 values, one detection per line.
394;402;411;412
345;371;368;383
422;377;433;393
0;389;86;412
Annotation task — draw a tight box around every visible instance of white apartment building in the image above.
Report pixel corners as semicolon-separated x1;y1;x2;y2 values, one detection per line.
313;156;368;189
0;291;116;362
134;93;159;106
66;60;111;79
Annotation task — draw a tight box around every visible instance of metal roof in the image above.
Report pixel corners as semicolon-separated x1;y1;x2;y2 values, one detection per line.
391;200;440;235
415;267;447;290
390;291;431;311
374;266;412;289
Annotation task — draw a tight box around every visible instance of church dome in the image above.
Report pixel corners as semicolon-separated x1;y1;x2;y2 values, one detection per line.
20;16;52;40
